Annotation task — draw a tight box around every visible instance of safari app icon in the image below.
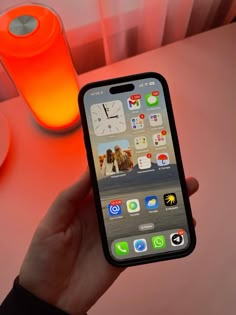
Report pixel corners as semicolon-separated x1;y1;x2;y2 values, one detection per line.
133;239;147;253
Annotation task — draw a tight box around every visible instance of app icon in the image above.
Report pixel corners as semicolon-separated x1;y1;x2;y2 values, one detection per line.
126;199;140;213
145;92;159;107
149;113;162;127
114;241;129;256
145;196;158;210
133;239;147;253
138;156;151;169
153;133;166;147
170;233;184;246
131;116;144;130
156;153;170;166
164;193;177;206
152;235;166;249
108;200;122;216
134;136;148;150
127;96;141;110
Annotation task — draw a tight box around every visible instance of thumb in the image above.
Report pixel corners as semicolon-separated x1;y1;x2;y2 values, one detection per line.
40;170;91;233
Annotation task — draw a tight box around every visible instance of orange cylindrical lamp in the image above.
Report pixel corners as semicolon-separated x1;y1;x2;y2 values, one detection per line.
0;4;80;131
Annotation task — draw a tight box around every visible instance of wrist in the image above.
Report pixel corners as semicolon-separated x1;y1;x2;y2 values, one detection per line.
19;276;88;315
1;276;69;315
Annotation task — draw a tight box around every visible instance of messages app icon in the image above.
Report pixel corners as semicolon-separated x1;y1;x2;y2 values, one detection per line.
152;235;166;249
145;92;159;107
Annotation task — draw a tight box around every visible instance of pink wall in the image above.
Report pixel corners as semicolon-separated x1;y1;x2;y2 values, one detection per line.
0;23;236;314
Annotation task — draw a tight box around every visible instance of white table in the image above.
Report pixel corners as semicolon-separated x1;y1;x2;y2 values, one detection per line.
0;24;235;315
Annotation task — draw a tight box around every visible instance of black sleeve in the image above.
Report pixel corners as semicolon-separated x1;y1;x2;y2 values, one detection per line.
0;277;69;315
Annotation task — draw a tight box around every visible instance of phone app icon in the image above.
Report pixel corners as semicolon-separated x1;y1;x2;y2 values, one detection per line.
134;136;148;150
138;156;151;169
108;200;122;216
156;153;170;166
144;196;158;210
152;235;166;249
145;92;159;107
127;96;141;110
149;113;162;127
126;199;140;213
131;116;144;130
153;133;166;147
133;239;147;253
164;193;177;206
114;241;129;256
170;233;184;246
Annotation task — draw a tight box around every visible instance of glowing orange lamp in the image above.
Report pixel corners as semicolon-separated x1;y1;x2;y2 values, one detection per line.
0;4;80;131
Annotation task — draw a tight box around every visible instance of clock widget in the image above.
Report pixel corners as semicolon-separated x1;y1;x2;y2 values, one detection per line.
91;100;126;136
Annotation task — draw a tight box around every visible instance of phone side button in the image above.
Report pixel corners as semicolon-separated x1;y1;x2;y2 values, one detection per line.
139;223;155;231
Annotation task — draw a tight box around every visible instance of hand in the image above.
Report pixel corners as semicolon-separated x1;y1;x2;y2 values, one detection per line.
19;172;199;315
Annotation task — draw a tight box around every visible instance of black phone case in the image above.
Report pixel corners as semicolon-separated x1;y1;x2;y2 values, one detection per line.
78;72;196;267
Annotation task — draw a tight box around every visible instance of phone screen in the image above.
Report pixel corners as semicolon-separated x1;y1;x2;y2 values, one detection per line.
80;74;195;264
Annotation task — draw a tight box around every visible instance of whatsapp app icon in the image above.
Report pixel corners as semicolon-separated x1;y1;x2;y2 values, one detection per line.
152;235;166;249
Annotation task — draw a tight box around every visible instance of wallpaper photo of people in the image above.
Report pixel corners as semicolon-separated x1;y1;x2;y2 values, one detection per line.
98;140;133;177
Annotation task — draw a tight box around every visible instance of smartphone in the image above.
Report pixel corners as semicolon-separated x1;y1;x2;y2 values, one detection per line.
78;72;196;267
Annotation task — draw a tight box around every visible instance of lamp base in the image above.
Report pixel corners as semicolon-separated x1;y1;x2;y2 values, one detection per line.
0;112;10;167
31;115;81;135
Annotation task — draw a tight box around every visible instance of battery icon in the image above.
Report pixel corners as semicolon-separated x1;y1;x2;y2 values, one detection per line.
149;81;155;86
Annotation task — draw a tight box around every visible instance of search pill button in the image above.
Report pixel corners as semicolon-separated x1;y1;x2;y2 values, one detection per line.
139;223;154;231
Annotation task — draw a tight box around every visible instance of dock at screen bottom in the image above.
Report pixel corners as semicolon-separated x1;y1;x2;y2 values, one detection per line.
111;229;189;260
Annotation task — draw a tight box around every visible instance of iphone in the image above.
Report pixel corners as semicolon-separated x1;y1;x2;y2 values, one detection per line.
78;72;196;267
